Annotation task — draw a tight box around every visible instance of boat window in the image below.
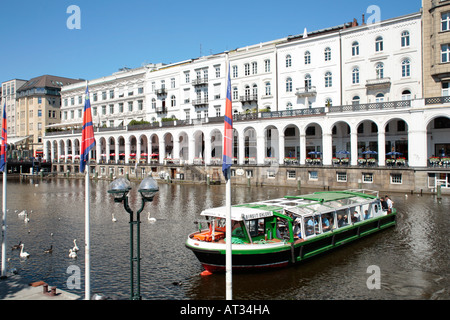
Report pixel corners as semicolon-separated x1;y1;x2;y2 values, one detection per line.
321;213;333;232
304;215;321;236
337;209;349;228
276;217;290;240
245;219;265;238
350;208;361;223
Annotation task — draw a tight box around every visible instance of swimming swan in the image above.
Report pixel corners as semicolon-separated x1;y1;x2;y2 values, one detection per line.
69;249;77;259
112;213;117;222
148;212;156;223
20;244;30;258
73;239;79;252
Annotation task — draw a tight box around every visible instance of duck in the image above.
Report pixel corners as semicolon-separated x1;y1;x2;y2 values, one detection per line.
19;244;30;258
69;248;77;259
18;210;27;217
112;213;117;222
72;239;79;252
44;245;53;254
148;212;156;223
11;241;22;250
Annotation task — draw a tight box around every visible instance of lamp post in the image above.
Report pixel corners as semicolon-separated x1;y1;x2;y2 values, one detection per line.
108;176;159;300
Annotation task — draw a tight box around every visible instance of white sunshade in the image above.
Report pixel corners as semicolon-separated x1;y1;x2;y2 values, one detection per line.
201;206;273;221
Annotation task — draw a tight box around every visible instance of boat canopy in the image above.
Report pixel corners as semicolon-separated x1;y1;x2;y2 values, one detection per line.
201;206;273;221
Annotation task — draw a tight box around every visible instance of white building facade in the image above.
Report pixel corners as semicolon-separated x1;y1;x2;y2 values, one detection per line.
43;12;450;191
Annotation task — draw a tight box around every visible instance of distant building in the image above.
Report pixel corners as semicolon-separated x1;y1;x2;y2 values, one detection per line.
422;0;450;97
15;75;83;158
1;79;27;138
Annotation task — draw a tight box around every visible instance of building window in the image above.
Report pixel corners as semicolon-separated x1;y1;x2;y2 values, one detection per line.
171;95;176;107
441;44;450;63
376;93;385;102
390;173;402;184
375;36;384;52
337;172;347;182
128;102;133;112
252;62;257;75
304;51;311;65
286;77;293;92
232;66;238;78
286;102;293;110
443;82;450;96
442;12;450;32
305;74;312;89
401;31;410;47
402;90;412;100
185;72;190;84
309;171;318;181
352;96;361;105
232;87;238;100
265;82;271;96
244;63;250;76
110;90;115;99
151;99;156;109
402;59;411;77
376;63;384;79
267;170;276;179
119;103;124;113
352;67;360;84
324;47;331;61
286;54;292;68
215;66;221;78
109;105;114;114
363;173;373;183
352;41;359;56
264;59;271;72
287;171;296;180
325;72;332;88
138;100;143;111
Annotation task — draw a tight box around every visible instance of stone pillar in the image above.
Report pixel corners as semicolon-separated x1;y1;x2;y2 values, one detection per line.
378;130;386;167
257;135;265;165
278;134;285;165
351;132;358;166
300;133;306;165
322;132;333;166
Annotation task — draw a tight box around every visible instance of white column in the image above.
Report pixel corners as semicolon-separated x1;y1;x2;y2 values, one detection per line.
300;133;306;165
115;141;119;164
351;132;358;166
173;136;180;163
278;134;285;165
408;129;428;167
257;135;265;165
205;135;212;165
238;134;245;165
322;132;333;166
125;142;130;164
378;130;386;167
96;140;101;164
189;138;196;165
159;139;165;165
147;140;152;164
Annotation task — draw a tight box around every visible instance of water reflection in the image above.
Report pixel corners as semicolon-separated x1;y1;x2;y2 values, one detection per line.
1;178;448;300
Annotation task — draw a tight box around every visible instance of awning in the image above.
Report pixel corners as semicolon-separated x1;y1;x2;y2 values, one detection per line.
201;206;273;221
7;136;31;145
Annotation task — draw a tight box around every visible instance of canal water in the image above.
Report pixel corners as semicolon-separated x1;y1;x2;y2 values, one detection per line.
0;177;448;300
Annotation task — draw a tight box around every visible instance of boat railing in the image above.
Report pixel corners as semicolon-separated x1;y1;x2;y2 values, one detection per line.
345;189;379;198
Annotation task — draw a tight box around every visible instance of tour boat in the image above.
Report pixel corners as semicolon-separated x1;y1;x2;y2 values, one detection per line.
186;189;397;273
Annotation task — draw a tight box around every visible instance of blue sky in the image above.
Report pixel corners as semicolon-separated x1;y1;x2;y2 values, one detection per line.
0;0;421;83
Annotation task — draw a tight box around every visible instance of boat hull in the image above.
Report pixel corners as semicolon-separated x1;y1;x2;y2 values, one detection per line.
186;212;396;273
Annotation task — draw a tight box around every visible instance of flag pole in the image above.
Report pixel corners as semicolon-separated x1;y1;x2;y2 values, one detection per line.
85;161;90;300
224;55;233;300
1;103;7;279
1;167;6;278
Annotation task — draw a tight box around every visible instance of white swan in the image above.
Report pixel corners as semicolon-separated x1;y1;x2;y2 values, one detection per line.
18;210;27;217
69;249;77;259
73;239;79;252
148;212;156;223
24;214;30;223
112;213;117;222
20;244;30;258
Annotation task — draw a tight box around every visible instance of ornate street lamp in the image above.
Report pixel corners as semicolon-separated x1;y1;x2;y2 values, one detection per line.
108;176;159;300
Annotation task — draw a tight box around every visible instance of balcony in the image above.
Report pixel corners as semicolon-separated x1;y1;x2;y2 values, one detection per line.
295;86;317;98
155;88;167;96
156;107;166;114
366;77;391;90
192;98;209;107
192;78;209;86
239;95;258;103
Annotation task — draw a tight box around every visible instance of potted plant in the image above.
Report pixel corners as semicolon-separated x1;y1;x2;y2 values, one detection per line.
358;158;366;165
332;158;340;165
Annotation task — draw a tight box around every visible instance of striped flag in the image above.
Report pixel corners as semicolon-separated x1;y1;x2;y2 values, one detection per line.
80;86;96;173
222;63;233;180
0;103;7;172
